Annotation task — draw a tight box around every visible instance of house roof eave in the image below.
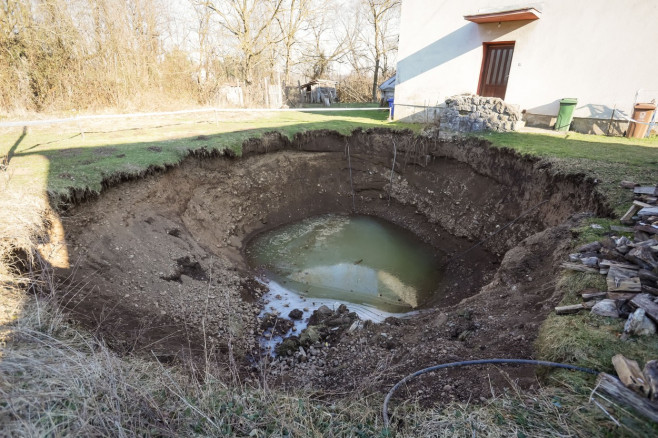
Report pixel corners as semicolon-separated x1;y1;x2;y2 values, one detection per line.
464;7;541;24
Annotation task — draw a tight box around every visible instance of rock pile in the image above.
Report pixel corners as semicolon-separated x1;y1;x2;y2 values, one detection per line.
267;340;335;378
557;183;658;338
259;304;360;357
439;94;523;133
262;304;364;377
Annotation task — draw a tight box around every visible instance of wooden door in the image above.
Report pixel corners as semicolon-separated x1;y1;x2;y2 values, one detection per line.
478;43;515;100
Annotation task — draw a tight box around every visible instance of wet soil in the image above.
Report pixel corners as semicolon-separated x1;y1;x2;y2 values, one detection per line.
53;128;611;403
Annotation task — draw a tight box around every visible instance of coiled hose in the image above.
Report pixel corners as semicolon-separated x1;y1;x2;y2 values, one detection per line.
382;358;599;428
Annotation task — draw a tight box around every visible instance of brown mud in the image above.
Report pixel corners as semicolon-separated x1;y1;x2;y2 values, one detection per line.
53;128;611;403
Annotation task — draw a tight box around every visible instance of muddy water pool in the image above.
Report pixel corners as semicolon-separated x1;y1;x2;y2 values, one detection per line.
246;214;443;317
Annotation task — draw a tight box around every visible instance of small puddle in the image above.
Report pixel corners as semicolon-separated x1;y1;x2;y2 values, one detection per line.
247;214;443;329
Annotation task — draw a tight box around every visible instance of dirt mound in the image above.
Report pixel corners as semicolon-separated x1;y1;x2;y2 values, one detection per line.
54;129;610;397
270;218;581;404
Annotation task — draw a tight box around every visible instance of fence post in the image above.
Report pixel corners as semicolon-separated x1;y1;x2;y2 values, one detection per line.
76;116;85;140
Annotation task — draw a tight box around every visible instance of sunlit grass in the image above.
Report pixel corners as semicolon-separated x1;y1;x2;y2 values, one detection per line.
479;131;658;214
482;131;658;164
1;110;415;199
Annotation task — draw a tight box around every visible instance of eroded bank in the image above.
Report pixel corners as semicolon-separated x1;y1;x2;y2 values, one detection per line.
53;128;610;401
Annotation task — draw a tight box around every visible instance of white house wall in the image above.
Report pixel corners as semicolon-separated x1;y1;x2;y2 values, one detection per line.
395;0;658;126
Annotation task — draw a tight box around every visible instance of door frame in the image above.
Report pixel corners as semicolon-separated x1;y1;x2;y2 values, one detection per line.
476;41;516;98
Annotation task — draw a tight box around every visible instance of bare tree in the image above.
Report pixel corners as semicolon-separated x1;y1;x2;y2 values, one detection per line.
204;0;284;84
189;1;216;93
0;0;401;112
303;10;350;80
361;0;400;102
275;0;314;82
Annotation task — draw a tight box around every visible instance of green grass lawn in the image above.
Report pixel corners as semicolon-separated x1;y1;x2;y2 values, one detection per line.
296;102;381;109
1;109;414;200
3;108;656;211
481;131;658;214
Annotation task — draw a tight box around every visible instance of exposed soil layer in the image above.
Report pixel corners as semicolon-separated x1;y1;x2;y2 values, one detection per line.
55;128;610;402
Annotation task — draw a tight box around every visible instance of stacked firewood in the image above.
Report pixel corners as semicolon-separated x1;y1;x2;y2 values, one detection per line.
557;183;658;338
557;183;658;420
594;355;658;423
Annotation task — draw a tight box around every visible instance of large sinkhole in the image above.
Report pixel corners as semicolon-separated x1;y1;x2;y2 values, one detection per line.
55;131;610;396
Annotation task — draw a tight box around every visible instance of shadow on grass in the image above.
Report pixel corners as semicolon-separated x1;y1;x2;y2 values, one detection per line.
2;126;27;167
9;114;403;198
298;109;389;121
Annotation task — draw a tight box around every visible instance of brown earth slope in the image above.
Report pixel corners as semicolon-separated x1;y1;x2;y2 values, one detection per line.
53;129;610;400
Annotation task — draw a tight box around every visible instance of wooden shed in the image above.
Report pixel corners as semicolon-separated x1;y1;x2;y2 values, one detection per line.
300;79;338;105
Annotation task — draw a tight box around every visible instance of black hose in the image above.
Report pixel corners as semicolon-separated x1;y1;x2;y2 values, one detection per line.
382;358;599;428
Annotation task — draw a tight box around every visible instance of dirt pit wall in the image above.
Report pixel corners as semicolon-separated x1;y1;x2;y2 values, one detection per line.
55;128;610;400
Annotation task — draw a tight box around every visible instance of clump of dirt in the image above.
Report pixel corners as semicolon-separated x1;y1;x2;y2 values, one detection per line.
161;256;208;282
53;128;610;399
94;147;119;156
273;304;361;357
58;173;75;180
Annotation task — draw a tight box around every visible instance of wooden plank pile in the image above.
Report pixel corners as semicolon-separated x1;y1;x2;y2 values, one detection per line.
559;183;658;421
619;183;658;231
594;355;658;423
556;182;658;338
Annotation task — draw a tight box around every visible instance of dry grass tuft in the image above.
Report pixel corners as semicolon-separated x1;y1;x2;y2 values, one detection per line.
0;292;386;436
397;374;658;437
0;172;49;284
2;280;652;437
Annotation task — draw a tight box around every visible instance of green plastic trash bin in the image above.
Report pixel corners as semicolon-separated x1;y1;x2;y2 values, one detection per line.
555;98;578;131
